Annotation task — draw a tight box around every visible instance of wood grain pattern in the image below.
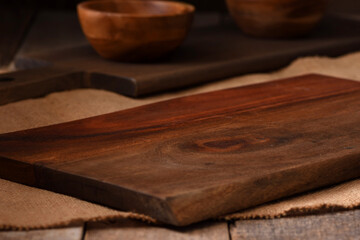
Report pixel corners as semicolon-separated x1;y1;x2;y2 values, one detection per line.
85;221;229;240
0;13;358;104
0;226;83;240
230;210;360;240
0;74;360;226
77;0;194;61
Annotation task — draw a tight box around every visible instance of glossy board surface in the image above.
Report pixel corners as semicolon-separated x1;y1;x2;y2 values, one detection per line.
0;74;359;226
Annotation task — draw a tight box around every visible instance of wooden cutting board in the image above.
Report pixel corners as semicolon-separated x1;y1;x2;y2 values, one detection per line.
1;14;360;105
0;74;360;226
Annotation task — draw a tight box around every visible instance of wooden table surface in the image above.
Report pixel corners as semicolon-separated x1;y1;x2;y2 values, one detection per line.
0;210;359;240
1;7;360;239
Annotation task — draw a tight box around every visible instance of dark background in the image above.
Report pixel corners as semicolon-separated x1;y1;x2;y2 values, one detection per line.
3;0;360;13
4;0;227;11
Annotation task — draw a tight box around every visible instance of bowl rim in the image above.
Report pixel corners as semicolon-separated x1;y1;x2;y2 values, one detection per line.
77;0;195;18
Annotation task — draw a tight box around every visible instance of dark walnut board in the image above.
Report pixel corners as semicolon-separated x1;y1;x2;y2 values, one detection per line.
0;74;360;226
1;14;360;105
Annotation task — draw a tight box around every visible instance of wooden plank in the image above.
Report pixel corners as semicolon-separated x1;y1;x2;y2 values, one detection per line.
230;209;360;240
0;75;360;226
0;226;83;240
6;12;360;102
85;220;229;240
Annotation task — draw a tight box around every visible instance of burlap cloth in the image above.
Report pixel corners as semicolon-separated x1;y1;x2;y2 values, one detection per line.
0;52;359;230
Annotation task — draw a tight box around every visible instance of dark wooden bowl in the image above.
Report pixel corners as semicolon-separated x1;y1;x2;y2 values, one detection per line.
77;0;195;62
226;0;328;38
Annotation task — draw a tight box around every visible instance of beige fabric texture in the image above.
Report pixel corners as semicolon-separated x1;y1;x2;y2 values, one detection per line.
1;52;360;230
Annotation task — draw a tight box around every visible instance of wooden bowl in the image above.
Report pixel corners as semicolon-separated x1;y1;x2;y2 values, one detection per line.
77;0;195;61
226;0;328;38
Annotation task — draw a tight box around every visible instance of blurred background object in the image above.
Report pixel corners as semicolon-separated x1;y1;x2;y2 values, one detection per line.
225;0;328;38
0;0;359;68
0;0;35;68
77;0;195;61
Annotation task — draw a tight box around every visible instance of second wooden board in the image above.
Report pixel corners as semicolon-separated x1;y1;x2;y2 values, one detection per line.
0;74;359;226
1;13;360;106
